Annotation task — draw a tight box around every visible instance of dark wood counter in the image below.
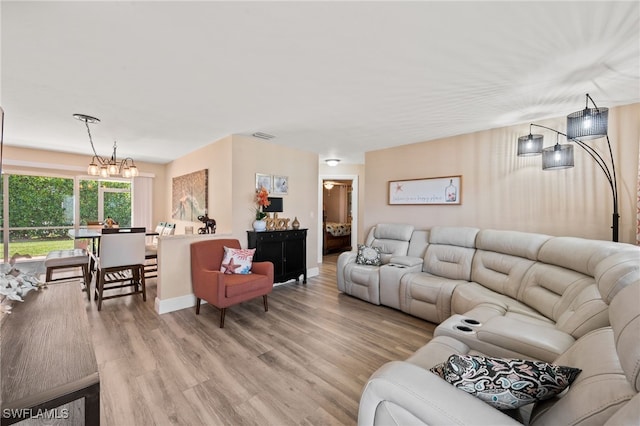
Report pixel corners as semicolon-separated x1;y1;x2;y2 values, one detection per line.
1;281;100;425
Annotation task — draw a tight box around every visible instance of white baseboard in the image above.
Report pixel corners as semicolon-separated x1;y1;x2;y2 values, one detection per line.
308;267;319;279
155;293;198;314
154;267;319;315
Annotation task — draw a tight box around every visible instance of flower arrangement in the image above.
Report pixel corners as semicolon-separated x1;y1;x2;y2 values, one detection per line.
0;254;45;314
255;187;271;220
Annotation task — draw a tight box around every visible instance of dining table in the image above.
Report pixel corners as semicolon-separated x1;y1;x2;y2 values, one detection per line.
68;228;159;255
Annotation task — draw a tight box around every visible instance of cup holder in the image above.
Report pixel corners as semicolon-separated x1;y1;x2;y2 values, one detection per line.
455;325;474;333
462;318;481;326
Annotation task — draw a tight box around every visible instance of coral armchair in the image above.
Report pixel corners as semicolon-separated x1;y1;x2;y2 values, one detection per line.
190;238;274;328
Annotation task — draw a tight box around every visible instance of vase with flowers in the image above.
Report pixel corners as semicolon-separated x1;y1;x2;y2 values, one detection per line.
253;186;271;231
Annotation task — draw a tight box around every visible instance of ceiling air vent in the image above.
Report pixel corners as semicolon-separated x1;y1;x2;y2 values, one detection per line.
252;132;275;140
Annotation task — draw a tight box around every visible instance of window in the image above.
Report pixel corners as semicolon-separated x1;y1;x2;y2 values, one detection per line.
3;174;75;261
79;179;131;227
1;174;132;263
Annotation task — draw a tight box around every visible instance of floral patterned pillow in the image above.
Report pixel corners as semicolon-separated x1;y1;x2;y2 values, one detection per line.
356;244;381;266
220;247;256;274
430;354;581;410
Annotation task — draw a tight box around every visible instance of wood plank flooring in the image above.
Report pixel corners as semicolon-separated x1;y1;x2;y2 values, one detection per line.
86;254;435;425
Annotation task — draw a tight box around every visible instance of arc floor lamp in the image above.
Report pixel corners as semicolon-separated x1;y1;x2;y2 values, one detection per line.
517;94;619;242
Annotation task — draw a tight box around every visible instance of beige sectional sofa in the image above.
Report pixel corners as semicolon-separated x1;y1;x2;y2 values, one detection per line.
336;224;640;425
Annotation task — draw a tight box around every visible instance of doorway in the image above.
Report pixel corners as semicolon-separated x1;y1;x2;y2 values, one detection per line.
319;175;358;262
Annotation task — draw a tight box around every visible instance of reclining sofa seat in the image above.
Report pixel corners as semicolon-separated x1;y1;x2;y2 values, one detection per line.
339;225;640;363
438;231;640;362
358;281;640;425
379;229;430;309
337;223;414;305
399;226;480;323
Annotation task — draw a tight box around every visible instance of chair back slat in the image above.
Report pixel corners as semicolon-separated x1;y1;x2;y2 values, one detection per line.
162;223;176;236
100;228;146;268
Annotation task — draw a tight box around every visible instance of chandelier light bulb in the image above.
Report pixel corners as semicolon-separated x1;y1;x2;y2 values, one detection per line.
107;162;119;175
87;162;99;176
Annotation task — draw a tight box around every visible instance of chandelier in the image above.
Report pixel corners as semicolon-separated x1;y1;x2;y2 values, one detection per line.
73;113;139;178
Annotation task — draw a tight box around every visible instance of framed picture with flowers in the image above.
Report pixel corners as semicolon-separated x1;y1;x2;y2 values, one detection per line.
255;173;272;192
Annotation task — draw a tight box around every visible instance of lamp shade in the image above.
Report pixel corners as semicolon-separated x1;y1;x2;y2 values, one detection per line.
263;197;283;213
566;107;608;140
542;144;574;170
517;134;543;156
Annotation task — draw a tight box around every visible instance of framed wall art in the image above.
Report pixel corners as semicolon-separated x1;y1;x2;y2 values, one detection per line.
273;175;289;195
389;175;462;205
172;169;209;221
255;173;272;192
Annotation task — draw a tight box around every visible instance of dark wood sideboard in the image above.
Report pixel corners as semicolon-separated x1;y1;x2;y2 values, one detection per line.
247;229;307;284
1;281;100;425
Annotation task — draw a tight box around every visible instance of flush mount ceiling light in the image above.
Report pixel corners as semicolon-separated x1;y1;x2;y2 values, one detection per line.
515;93;618;241
323;181;335;190
74;113;139;178
325;159;340;167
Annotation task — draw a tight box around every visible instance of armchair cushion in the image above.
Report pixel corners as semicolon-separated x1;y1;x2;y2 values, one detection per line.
221;246;255;274
431;354;581;410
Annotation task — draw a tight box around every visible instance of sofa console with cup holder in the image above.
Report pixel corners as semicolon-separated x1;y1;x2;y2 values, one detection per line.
336;224;640;425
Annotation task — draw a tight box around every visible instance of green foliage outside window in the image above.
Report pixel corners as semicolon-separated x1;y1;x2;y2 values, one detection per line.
9;175;74;240
6;176;131;242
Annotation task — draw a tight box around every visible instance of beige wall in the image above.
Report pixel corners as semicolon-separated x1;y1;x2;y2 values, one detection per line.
156;135;319;306
364;103;640;244
230;135;319;269
163;134;319;272
163;136;233;234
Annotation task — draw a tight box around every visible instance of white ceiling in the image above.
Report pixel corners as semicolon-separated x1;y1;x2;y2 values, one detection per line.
2;1;639;165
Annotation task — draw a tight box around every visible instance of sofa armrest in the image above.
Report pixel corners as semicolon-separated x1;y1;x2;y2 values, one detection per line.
358;361;520;426
337;251;358;292
477;316;576;362
389;255;423;268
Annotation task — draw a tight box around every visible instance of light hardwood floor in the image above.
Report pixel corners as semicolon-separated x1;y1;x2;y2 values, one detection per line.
86;254;435;425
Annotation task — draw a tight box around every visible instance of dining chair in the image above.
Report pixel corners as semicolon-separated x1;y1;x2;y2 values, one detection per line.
95;227;146;310
44;249;92;300
144;222;174;279
162;223;176;236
